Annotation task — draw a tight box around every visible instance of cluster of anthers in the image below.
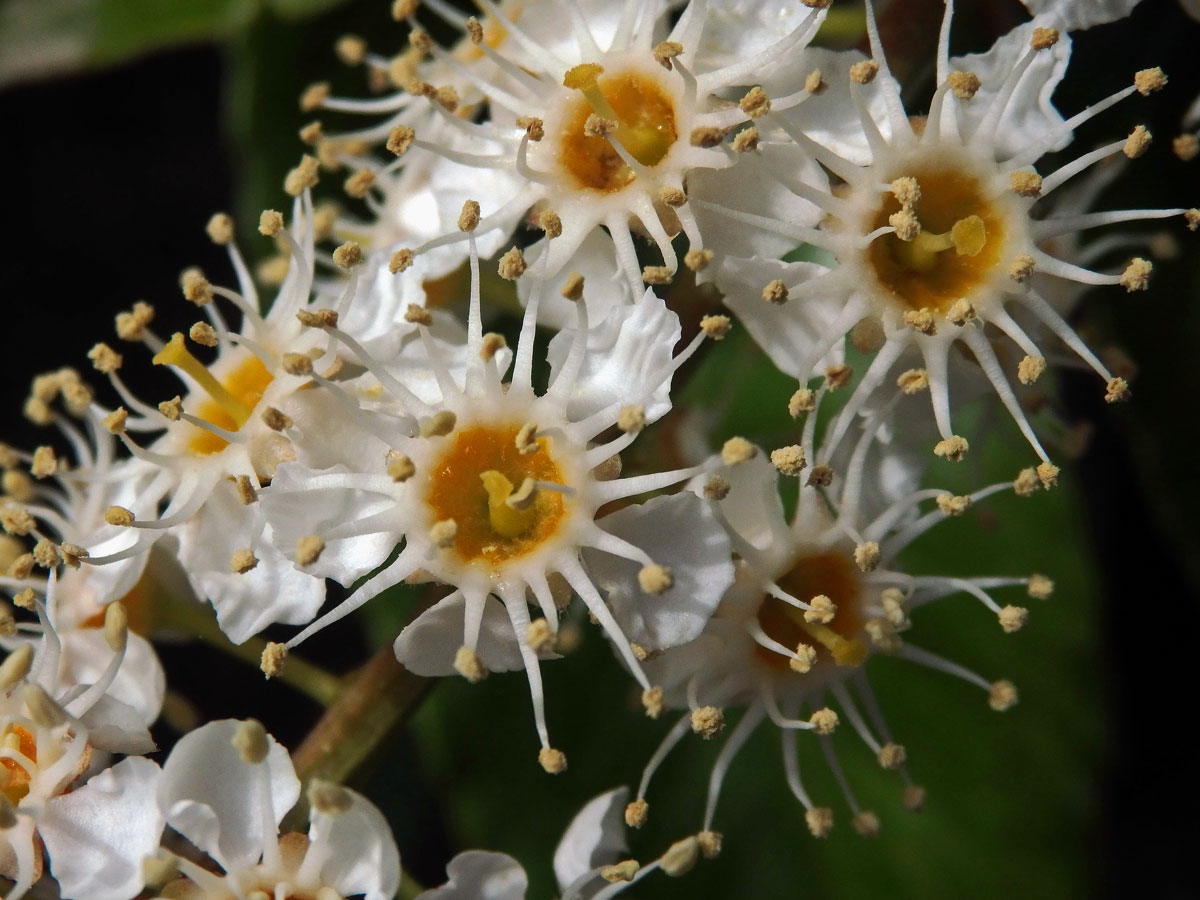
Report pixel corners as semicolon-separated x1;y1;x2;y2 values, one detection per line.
1;0;1195;896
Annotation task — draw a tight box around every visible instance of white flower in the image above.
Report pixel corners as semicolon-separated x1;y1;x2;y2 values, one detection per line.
1019;0;1144;30
258;223;733;768
614;393;1044;838
0;580;160;900
313;0;829;294
699;0;1194;465
154;718;400;900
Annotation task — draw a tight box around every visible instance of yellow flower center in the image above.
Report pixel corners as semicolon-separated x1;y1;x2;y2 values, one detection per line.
0;724;37;806
153;334;275;455
559;65;678;192
867;165;1006;314
424;424;567;568
755;552;867;673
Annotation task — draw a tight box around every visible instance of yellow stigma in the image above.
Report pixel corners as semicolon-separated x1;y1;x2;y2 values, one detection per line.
796;620;869;667
892;214;987;272
560;68;678;192
480;470;539;538
153;333;253;426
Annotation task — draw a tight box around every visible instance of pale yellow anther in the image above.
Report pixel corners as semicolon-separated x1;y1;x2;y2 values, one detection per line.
806;807;834;838
344;169;375;199
333;241;363;269
934;435;969;461
30;446;56;479
387;453;415;483
1009;253;1036;282
13;587;37;609
261;642;288;678
513;422;540;456
560;272;585;301
260;407;292;432
804;69;825;94
232;475;256;506
1134;67;1167;95
505;477;538;512
1030;27;1059;50
115;300;156;342
281;353;313;378
825;364;853;390
889;208;921;242
947;70;981;100
430;519;458;548
1013;467;1040;497
936;493;971;516
762;279;789;304
538;747;567;774
1028;573;1054;600
284;155;321;197
295;535;325;566
516;116;544;141
788;388;816;417
853;811;881;838
904;308;937;336
690;705;725;739
790;642;818;673
0;644;34;692
526;618;554;653
481;333;508;362
105;505;135;527
809;708;838;734
203;213;234;247
584;113;618;138
60;542;88;569
697;830;723;859
615;405;646;434
30;544;59;572
642;686;665;719
721;436;756;466
897;368;930;394
625;798;649;829
259;209;285;237
804;594;836;625
1009;170;1043;198
386;126;416;158
299;120;324;145
403;304;433;327
638;564;674;595
1037;461;1060;488
421;411;457;438
602;860;641;883
462;16;483;43
877;742;906;770
498;247;527;281
685;248;713;272
2;470;33;502
1175;135;1200;162
307;780;354;818
300;81;330;112
732;127;760;153
1123;125;1152;159
387;250;415;276
455;200;481;233
87;342;124;374
9;554;35;580
806;463;834;487
739;86;770;119
102;600;128;654
535;209;563;239
850;60;879;84
232;719;270;763
881;588;909;628
1;504;37;536
989;679;1018;711
999;605;1029;633
653;40;683;70
854;541;881;572
699;315;731;339
641;265;672;285
156;396;182;421
1017;355;1046;385
231;548;259;574
890;176;921;208
1105;376;1131;403
454;645;487;682
770;445;807;476
661;836;700;878
704;475;730;500
189;321;219;348
690;126;725;148
181;268;214;305
1120;257;1152;291
904;784;927;811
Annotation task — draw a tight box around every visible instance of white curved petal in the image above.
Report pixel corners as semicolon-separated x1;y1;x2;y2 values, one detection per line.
158;719;300;871
76;693;156;756
518;229;634;332
553;786;629;891
39;757;164;900
57;629;164;727
688;447;791;559
1019;0;1143;29
393;592;527;675
308;787;401;900
585;492;733;650
417;850;528;900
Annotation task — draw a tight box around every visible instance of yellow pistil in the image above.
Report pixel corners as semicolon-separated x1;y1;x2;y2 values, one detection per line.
480;470;539;538
153;334;252;425
892;215;986;272
560;65;678;192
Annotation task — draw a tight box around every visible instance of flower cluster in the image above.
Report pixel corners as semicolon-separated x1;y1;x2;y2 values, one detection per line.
1;0;1194;896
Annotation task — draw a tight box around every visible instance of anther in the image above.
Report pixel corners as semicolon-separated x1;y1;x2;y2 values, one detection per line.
261;407;292;432
1105;376;1131;403
506;478;538;511
854;541;881;572
421;410;457;437
897;369;930;394
390;249;415;274
205;213;234;245
1028;574;1054;599
690;126;726;148
386;126;415;158
653;40;683;70
527;619;554;653
282;353;314;377
60;543;88;568
685;248;713;272
762;279;789;304
1134;67;1167;96
13;587;36;609
809;708;838;734
284;154;321;197
1013;467;1040;497
933;435;969;461
516;116;544;141
642;686;665;718
889;208;921;241
903;308;937;335
299;120;324;145
803;595;836;625
806;807;834;838
344;169;375;199
1018;355;1046;385
804;69;825;94
1184;209;1199;231
453;645;487;682
617;405;646;435
790;643;817;673
30;446;56;479
498;247;527;280
1009;170;1043;198
2;470;33;502
700;315;731;340
1037;461;1060;488
105;505;135;527
1174;135;1199;162
642;265;672;285
88;342;123;373
625;799;649;828
806;463;835;487
638;564;674;595
261;642;287;678
387;453;415;482
852;812;881;838
0;644;33;692
788;388;816;417
300;82;330;112
770;445;807;476
259;209;285;237
481;333;507;362
392;0;418;21
946;71;981;100
904;785;927;811
721;436;756;466
408;27;433;56
690;705;724;739
236;475;257;505
9;554;35;580
538;747;567;774
602;860;641;883
999;605;1029;633
704;475;730;500
1030;27;1059;50
189;321;219;348
430;519;458;548
584;114;618;138
536;209;563;239
739;86;770;119
115;301;155;342
24;683;69;728
560;272;585;301
936;493;971;516
231;548;259;574
333;241;363;269
825;364;853;390
850;60;880;84
1120;258;1152;291
1123;125;1152;159
661;837;700;879
947;299;975;326
232;719;270;763
988;680;1019;711
296;535;325;566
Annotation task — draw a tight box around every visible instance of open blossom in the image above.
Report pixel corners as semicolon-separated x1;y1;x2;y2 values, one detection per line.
0;583;161;900
600;384;1048;838
149;718;400;900
701;0;1195;467
309;0;827;294
258;217;734;769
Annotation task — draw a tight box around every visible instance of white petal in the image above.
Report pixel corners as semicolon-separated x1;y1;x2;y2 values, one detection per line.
57;629;164;727
76;693;156;756
308;787;401;900
39;757;164;900
1019;0;1143;29
393;592;526;675
417;850;528;900
158;719;299;871
546;287;680;424
586;492;733;650
517;229;634;332
688;448;792;559
553;787;629;891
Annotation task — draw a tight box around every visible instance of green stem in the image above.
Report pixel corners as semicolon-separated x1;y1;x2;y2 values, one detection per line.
397;871;427;900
